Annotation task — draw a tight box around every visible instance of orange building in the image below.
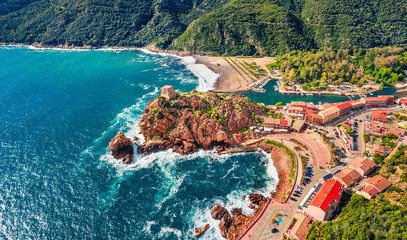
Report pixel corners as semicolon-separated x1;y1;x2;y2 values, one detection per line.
347;156;376;177
333;168;363;189
320;107;340;123
336;102;352;115
360;175;392;199
361;95;394;107
306;114;324;125
372;111;389;123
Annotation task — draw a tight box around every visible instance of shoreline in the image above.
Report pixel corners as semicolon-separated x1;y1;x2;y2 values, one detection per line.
0;43;222;92
0;43;271;93
1;43;404;96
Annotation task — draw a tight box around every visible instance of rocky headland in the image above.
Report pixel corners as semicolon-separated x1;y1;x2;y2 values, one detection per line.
107;87;291;239
137;89;270;155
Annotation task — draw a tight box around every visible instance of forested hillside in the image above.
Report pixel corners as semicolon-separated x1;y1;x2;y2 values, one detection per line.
306;194;407;240
270;47;407;86
0;0;406;55
172;0;315;55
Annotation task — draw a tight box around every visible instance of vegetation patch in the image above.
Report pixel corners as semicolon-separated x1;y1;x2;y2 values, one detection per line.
307;194;407;240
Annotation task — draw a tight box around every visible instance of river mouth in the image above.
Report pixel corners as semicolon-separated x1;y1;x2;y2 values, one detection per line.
242;80;397;105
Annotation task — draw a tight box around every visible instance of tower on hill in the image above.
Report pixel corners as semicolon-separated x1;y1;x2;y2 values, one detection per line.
160;85;176;100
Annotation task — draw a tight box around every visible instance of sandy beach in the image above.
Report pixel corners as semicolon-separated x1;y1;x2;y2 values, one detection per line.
195;55;275;92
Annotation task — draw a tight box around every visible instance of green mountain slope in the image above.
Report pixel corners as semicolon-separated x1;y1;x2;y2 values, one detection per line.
172;0;315;55
0;0;227;48
0;0;406;55
302;0;407;49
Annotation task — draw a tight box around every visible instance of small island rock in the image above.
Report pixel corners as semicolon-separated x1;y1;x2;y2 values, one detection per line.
108;132;134;164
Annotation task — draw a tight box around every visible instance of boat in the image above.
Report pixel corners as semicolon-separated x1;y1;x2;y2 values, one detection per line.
306;93;313;96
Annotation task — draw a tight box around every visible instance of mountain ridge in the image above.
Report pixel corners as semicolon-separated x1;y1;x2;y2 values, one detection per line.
0;0;406;55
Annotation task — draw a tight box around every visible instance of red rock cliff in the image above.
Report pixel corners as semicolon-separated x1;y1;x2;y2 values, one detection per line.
138;90;270;155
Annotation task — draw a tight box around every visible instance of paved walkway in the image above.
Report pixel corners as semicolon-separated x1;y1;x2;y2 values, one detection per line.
240;201;293;240
264;132;331;169
239;135;306;240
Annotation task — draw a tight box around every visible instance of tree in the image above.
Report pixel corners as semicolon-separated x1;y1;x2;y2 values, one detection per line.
363;134;370;143
373;153;385;165
275;102;284;108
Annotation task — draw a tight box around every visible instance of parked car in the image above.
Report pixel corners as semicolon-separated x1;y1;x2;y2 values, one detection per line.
271;228;279;233
290;197;297;201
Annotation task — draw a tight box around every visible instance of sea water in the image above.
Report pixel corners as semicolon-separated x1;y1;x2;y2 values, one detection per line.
0;46;396;239
0;46;277;239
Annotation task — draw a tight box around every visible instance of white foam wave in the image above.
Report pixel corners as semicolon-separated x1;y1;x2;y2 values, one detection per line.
263;150;280;187
186;151;279;239
137;49;219;92
142;221;156;235
157;227;182;239
26;45;91;52
181;57;219;92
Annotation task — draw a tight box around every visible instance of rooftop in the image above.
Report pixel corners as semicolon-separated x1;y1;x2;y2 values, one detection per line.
362;185;380;197
366;175;392;192
347;156;376;173
291;101;307;107
337;102;352;110
292;119;306;131
307;114;323;119
372;111;388;122
362;95;394;102
334;168;362;187
308;179;342;212
320;107;340;117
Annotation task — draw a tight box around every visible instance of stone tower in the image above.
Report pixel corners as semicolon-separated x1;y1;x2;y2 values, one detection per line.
160;85;176;99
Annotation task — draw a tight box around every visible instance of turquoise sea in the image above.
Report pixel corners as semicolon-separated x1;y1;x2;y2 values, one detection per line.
0;46;395;239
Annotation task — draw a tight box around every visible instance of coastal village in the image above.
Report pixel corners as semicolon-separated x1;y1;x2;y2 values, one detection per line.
108;84;407;240
242;93;407;240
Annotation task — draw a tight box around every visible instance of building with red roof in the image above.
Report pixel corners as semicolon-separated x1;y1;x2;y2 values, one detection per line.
372;111;390;123
347;156;376;176
287;101;319;117
336;101;352;115
304;179;342;222
306;114;324;125
264;117;291;131
399;98;407;108
361;95;394;107
359;175;392;199
333;168;363;189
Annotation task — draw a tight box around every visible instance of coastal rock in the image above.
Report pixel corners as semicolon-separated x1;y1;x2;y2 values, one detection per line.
138;90;270;155
211;205;233;238
122;154;133;164
195;224;210;238
108;132;134;164
248;194;266;205
230;208;248;234
137;140;169;154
